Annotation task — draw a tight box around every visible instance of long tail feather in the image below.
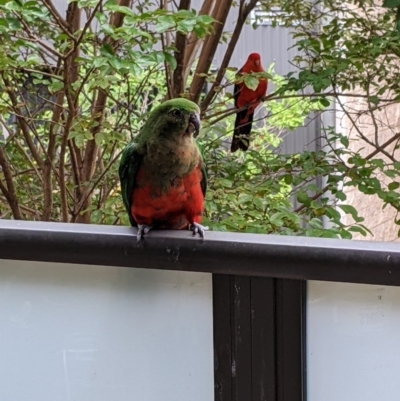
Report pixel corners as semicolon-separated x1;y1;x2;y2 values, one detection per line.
231;110;254;152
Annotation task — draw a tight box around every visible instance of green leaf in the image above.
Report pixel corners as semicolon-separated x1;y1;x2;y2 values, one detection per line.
108;57;123;70
100;43;114;56
396;12;400;32
238;194;253;204
193;25;207;37
388;182;400;190
314;207;325;216
309;217;323;229
335;190;347;201
92;57;108;68
270;212;285;226
319;97;330;107
340;136;349;148
296;191;309;204
164;52;177;70
383;0;400;8
243;75;259;91
155;15;175;33
348;226;367;236
175;9;195;18
368;95;379;105
338;204;364;223
4;1;21;10
197;15;214;25
218;179;232;188
284;174;293;184
48;79;64;92
252;197;263;209
385;170;397;178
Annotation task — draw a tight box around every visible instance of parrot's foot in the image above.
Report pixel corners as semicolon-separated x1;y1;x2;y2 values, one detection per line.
190;222;209;240
137;224;153;242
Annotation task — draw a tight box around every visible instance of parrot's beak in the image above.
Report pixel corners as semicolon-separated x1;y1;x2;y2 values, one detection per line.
187;113;201;138
254;59;260;67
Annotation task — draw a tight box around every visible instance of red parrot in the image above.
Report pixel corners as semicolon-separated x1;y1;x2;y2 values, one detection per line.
231;53;268;152
119;98;207;242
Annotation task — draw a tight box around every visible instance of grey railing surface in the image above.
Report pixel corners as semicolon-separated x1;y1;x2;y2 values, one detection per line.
0;219;399;286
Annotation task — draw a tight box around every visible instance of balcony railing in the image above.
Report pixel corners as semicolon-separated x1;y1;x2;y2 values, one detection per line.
1;219;399;285
1;219;399;401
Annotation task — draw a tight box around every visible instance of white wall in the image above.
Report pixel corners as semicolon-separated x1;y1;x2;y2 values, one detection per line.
307;280;400;401
0;259;214;401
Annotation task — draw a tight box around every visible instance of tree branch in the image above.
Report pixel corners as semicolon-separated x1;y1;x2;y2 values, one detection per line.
74;149;123;217
171;0;191;98
182;0;215;83
189;0;233;103
336;95;397;162
74;1;103;48
0;146;22;219
78;0;131;223
42;89;65;221
64;1;83;218
204;90;398;125
15;18;65;59
294;185;329;213
1;75;44;169
42;0;70;30
160;0;173;99
59;113;70;223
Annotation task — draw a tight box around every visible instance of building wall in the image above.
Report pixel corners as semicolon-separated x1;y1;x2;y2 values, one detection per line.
338;94;400;242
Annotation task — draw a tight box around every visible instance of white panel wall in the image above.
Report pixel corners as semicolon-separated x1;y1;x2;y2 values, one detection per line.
307;281;400;401
0;259;213;401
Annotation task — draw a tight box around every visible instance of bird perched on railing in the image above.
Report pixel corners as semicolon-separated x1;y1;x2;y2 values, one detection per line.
231;53;268;152
119;98;207;242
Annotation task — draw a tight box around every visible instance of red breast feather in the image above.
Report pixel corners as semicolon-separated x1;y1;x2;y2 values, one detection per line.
131;163;204;230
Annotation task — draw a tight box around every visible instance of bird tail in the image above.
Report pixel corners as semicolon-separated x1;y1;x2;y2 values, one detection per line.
230;109;254;152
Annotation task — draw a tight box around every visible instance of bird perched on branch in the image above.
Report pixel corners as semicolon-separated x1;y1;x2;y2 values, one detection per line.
231;53;268;152
119;98;207;242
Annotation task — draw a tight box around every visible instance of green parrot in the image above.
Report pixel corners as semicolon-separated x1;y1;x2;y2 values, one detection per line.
119;98;207;242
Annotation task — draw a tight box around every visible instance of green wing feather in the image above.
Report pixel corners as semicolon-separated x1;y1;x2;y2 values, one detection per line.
197;141;207;197
200;163;207;196
118;142;143;227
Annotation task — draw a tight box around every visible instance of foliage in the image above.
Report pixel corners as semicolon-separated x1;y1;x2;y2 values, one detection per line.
0;0;213;223
0;0;399;240
197;67;368;238
253;0;400;238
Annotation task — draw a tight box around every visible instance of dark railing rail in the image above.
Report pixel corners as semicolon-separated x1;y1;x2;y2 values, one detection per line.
0;219;400;286
2;219;398;401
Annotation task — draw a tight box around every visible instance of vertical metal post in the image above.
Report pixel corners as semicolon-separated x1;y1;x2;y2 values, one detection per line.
213;275;305;401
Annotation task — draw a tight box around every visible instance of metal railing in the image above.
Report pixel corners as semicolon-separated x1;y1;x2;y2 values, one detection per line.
1;219;399;286
1;219;399;401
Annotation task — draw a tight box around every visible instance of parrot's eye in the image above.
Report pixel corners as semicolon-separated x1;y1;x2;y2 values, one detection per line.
171;109;182;118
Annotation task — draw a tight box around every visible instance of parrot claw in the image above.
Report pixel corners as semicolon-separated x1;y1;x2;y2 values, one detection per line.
190;222;208;240
137;224;153;242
